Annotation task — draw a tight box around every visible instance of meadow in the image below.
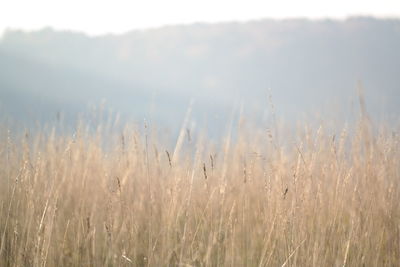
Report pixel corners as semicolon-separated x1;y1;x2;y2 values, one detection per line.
0;111;399;266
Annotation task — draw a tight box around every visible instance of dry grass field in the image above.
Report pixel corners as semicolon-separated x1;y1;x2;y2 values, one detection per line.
0;113;399;266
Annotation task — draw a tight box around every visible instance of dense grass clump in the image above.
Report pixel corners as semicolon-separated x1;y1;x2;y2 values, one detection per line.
0;117;399;266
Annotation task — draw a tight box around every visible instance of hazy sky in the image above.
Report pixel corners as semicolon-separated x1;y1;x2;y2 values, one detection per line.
1;0;400;35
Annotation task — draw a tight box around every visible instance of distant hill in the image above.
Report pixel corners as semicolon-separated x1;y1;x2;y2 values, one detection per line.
1;17;399;131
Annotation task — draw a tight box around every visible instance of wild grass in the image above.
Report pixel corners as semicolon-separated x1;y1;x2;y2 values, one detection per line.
0;114;399;266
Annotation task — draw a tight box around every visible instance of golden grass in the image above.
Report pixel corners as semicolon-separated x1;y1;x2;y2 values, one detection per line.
0;116;399;266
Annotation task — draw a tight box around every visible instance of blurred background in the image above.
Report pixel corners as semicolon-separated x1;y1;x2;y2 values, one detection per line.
0;0;399;136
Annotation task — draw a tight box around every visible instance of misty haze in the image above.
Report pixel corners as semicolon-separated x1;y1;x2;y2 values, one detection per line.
1;17;399;133
1;13;400;267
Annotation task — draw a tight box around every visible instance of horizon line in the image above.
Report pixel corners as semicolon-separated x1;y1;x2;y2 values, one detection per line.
1;14;400;38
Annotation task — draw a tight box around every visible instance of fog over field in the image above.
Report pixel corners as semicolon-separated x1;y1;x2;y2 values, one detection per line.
2;13;400;266
1;17;399;133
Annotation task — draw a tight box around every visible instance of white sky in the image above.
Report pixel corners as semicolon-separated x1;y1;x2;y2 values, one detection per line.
1;0;400;36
